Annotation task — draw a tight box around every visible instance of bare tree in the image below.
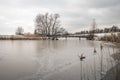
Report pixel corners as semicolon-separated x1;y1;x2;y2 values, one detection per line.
15;27;24;35
57;27;67;36
35;13;63;39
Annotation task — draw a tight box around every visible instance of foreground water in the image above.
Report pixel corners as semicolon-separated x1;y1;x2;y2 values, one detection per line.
0;38;119;80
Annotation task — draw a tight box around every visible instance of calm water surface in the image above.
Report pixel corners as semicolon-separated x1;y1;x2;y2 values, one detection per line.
0;38;119;80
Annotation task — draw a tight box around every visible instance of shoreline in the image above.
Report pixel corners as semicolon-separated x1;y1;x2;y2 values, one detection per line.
102;42;120;80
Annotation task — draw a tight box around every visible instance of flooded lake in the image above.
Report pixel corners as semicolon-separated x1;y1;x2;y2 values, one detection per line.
0;38;119;80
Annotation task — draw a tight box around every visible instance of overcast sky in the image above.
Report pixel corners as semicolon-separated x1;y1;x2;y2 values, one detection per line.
0;0;120;34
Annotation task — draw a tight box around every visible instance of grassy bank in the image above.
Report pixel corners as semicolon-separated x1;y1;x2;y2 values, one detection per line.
100;33;120;42
0;35;44;40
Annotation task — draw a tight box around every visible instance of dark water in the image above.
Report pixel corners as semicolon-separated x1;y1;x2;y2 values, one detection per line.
0;38;119;80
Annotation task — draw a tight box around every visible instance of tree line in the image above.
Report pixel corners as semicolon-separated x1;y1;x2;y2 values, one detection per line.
75;25;120;34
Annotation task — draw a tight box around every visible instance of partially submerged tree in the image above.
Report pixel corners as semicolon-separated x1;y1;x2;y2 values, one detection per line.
57;27;68;36
15;27;24;35
35;13;66;39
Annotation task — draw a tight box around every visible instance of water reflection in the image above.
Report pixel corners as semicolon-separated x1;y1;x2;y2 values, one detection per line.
0;39;119;80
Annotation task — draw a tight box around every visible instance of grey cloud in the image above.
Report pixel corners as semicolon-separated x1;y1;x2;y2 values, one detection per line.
0;0;120;34
78;0;120;8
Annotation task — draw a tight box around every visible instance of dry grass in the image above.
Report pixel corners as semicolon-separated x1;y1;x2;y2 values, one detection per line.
0;35;43;40
100;33;120;42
